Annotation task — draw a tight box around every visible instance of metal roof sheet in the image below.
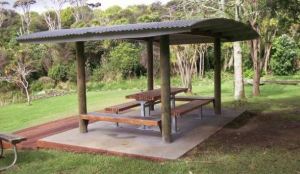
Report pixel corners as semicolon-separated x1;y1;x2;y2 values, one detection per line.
17;18;259;44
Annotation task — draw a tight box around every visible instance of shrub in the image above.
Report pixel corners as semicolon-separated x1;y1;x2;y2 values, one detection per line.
67;63;77;83
39;76;55;89
271;35;298;75
48;64;69;82
91;66;105;82
244;69;254;78
99;42;145;81
30;77;55;92
30;81;43;92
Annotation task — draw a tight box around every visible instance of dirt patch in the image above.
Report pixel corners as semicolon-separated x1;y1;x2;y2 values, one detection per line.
185;110;300;157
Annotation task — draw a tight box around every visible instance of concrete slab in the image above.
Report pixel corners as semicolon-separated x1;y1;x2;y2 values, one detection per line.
37;108;244;160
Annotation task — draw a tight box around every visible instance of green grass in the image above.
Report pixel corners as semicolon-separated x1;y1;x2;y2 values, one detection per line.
0;77;300;174
1;147;299;174
1;77;300;132
0;90;136;132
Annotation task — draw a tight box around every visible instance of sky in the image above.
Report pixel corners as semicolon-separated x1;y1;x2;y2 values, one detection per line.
5;0;171;13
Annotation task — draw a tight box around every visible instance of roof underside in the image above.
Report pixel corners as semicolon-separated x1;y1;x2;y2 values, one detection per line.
17;18;259;44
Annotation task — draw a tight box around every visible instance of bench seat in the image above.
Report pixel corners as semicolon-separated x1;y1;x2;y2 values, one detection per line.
0;133;26;171
0;133;26;145
172;99;212;117
170;99;214;132
174;96;215;102
104;101;140;114
105;100;161;114
80;112;162;133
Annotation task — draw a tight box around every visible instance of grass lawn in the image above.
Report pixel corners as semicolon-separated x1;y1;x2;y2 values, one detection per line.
0;78;300;173
0;90;136;132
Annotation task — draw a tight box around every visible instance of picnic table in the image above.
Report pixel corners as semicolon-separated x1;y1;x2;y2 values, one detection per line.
126;88;188;117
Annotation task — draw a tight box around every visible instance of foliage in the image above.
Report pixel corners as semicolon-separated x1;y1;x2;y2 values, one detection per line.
0;49;35;105
0;0;299;104
67;63;77;83
30;76;55;91
271;34;298;75
60;7;75;28
99;42;144;81
48;64;69;82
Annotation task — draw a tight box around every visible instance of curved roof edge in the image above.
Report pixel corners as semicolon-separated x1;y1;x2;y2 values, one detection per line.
17;18;259;44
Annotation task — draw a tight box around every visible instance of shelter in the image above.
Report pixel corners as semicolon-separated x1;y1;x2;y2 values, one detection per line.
17;18;259;143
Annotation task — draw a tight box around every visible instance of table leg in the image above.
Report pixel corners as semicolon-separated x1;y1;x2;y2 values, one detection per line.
140;102;148;129
0;144;18;172
0;140;3;158
140;102;146;117
200;106;203;120
172;116;178;133
171;95;175;108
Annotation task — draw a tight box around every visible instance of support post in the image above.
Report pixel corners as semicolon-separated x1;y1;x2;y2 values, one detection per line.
160;35;172;143
147;39;154;110
76;41;88;133
214;38;222;115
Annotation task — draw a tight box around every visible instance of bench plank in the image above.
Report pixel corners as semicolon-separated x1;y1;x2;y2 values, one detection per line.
104;101;140;114
80;113;161;127
175;96;215;101
172;99;212;117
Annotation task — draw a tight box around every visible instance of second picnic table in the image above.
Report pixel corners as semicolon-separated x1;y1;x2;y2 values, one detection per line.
126;88;188;117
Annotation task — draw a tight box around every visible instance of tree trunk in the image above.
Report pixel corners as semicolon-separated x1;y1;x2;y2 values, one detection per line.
233;42;245;100
233;0;245;101
251;39;261;96
24;87;31;105
263;43;272;73
253;62;261;96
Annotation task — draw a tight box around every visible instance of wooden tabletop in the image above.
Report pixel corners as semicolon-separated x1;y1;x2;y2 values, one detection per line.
126;88;188;101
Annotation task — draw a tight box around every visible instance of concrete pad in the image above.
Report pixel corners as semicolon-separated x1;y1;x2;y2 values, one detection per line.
37;108;244;160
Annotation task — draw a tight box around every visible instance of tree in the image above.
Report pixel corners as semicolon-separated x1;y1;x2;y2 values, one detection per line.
0;1;9;27
173;45;198;93
271;34;298;75
166;1;212;92
261;18;278;73
43;0;68;30
242;0;277;96
233;0;245;100
0;50;35;105
69;0;94;24
13;0;36;34
197;44;210;78
43;10;57;30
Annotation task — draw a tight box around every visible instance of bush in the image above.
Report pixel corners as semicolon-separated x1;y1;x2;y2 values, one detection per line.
271;35;298;75
48;64;69;82
31;77;55;92
30;81;43;92
67;63;77;83
98;42;145;81
244;69;254;78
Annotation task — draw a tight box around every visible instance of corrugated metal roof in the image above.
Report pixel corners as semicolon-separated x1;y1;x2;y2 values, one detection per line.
17;18;259;44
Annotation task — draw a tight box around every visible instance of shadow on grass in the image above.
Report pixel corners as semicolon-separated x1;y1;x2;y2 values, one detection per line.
189;95;300;155
225;111;256;129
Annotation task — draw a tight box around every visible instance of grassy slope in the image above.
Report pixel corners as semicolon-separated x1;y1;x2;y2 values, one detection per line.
0;78;300;174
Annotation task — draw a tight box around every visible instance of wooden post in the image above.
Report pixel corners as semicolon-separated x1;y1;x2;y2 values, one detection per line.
214;38;221;115
76;41;88;133
147;39;154;110
160;35;172;143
